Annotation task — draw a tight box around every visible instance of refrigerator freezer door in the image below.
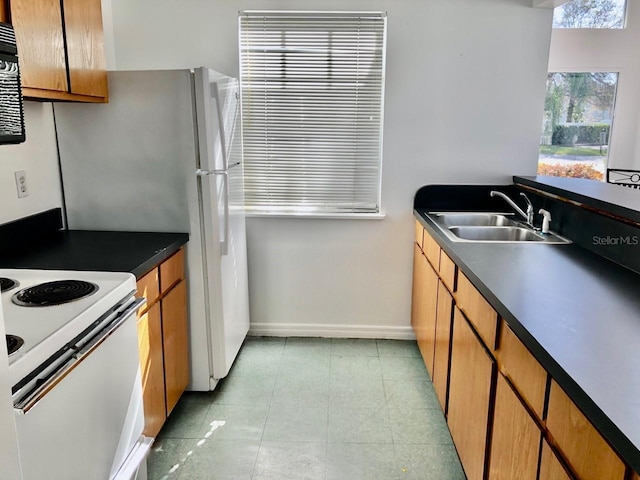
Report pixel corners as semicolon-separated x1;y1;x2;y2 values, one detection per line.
193;68;250;382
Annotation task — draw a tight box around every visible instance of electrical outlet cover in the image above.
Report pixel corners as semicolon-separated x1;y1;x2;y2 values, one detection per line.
14;170;28;198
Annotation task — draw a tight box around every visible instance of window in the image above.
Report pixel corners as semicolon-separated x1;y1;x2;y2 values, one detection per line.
538;72;618;180
553;0;627;29
239;11;387;215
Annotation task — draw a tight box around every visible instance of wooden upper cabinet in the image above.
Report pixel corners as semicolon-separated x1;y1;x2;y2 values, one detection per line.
488;374;541;480
546;380;626;480
447;307;495;480
10;0;68;92
63;0;107;98
8;0;108;102
1;3;8;22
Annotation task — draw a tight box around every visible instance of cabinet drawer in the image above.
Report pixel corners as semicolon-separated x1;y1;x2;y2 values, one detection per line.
160;249;185;294
439;250;456;293
488;374;541;480
423;228;441;271
455;273;498;351
497;322;547;420
136;268;160;312
415;220;424;250
539;440;572;480
546;380;626;480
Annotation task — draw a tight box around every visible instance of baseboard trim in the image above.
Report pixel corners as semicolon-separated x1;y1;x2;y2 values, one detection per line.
248;323;416;340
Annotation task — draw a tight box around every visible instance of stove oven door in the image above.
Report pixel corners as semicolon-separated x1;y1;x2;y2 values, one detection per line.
13;298;149;480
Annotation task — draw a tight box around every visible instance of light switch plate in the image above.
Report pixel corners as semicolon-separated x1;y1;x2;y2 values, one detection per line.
15;170;28;198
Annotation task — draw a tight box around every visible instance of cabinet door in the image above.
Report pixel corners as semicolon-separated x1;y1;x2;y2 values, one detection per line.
546;380;626;480
488;374;541;480
539;440;572;480
497;323;547;421
447;307;495;480
412;247;439;377
137;303;166;437
10;0;68;92
432;280;453;413
63;0;107;97
162;280;189;416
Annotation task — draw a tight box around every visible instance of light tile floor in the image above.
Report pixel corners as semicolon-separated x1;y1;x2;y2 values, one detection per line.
147;337;465;480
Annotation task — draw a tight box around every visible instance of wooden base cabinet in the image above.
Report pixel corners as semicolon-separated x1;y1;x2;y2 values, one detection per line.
136;249;189;437
546;380;626;480
447;307;495;480
137;303;165;438
162;280;189;416
432;280;453;413
539;440;572;480
411;243;438;376
488;375;541;480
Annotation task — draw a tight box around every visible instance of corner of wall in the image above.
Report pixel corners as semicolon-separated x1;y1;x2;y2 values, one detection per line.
0;102;64;225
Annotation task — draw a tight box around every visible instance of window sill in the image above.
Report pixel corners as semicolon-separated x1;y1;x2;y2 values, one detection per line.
245;212;386;220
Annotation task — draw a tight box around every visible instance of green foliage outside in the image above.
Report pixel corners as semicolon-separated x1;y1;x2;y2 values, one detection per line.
551;124;610;146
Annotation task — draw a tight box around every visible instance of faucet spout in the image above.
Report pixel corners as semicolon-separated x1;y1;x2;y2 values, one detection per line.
490;190;534;227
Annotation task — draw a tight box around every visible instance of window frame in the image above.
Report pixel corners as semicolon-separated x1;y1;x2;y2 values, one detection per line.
238;10;387;218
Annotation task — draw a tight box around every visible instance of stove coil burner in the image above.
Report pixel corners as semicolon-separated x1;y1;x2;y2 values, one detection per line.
0;277;19;293
12;280;99;307
6;334;24;356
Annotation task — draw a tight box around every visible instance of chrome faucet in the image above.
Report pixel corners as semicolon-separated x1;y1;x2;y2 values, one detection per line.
490;190;535;227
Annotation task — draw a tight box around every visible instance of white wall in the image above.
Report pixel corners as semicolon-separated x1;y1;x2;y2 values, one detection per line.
0;103;64;225
107;0;553;336
548;0;640;170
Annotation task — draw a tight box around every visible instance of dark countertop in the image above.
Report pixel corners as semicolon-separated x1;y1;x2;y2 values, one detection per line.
414;209;640;472
515;175;640;225
0;230;189;279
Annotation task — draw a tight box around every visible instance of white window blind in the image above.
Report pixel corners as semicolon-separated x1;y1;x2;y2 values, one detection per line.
239;11;387;214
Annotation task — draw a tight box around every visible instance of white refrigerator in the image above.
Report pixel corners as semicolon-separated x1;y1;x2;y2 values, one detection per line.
54;68;250;391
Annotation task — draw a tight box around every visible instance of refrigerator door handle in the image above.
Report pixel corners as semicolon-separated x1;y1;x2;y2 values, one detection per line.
196;168;228;177
220;171;230;256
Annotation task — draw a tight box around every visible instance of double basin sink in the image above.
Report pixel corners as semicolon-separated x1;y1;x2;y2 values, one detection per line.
427;213;571;244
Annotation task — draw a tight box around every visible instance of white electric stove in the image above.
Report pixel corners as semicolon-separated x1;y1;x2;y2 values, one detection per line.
0;268;152;480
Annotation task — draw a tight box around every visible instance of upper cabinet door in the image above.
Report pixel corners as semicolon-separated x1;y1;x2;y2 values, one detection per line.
10;0;68;92
63;0;107;98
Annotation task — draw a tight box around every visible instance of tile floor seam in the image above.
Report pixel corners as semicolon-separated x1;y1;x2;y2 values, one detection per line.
250;342;284;479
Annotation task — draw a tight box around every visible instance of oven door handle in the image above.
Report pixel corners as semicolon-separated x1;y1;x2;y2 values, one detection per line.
14;297;146;415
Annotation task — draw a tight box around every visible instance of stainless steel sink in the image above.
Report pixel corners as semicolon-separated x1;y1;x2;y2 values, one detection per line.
432;212;518;227
449;226;545;242
425;212;571;244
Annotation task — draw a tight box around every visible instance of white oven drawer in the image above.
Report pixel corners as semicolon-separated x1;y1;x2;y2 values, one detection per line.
14;299;146;480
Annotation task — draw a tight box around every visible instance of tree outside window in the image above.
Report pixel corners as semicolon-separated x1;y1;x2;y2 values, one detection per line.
553;0;627;29
538;73;618;181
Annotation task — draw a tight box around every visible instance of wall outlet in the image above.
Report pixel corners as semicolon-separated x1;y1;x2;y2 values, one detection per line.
14;171;28;198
